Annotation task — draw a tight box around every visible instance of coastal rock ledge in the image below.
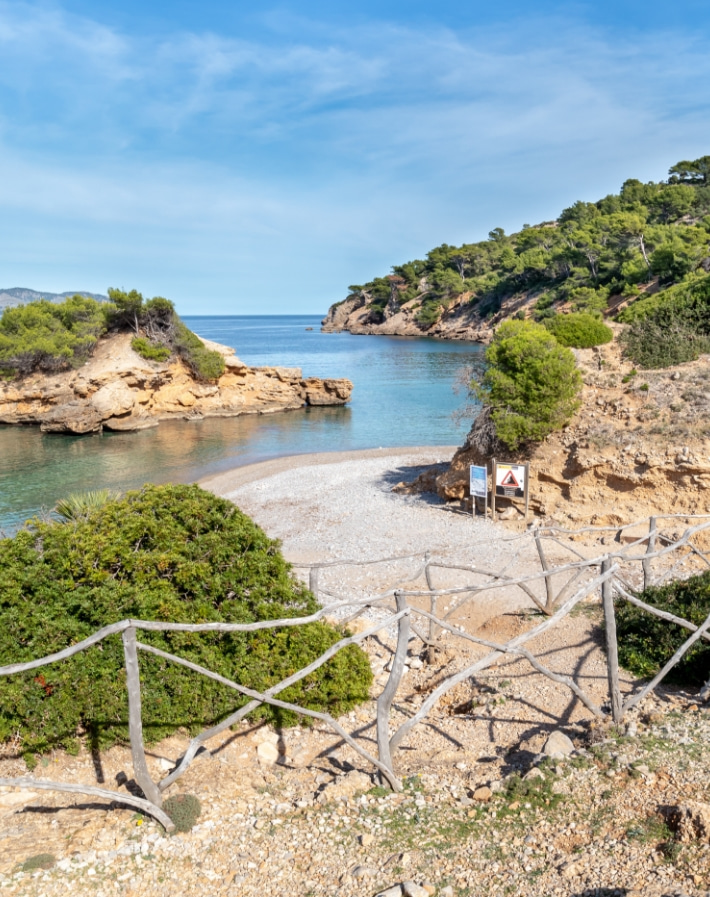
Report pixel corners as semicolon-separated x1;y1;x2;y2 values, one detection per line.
0;332;352;434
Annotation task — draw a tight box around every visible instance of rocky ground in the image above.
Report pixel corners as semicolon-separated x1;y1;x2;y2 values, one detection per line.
1;452;709;896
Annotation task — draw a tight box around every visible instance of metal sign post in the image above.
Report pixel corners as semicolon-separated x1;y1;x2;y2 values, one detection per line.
491;458;497;521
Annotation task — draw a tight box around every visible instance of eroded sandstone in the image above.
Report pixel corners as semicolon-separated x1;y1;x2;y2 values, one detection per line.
0;333;352;434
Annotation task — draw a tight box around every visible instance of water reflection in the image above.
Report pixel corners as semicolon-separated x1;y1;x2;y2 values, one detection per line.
0;316;482;532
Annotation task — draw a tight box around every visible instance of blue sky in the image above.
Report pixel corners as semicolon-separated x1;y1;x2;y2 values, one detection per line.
1;1;709;314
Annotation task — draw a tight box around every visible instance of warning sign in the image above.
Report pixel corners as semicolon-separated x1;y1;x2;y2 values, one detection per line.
495;463;526;498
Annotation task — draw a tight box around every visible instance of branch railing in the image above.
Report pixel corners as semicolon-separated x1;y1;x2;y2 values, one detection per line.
1;514;710;831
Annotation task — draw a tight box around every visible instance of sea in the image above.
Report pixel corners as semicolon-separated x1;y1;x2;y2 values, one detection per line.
0;315;483;533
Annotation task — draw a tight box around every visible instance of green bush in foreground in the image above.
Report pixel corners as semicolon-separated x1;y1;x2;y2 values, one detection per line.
473;320;582;450
543;312;613;348
616;570;710;685
0;484;372;761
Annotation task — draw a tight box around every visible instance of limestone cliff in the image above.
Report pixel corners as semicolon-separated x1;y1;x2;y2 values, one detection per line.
0;332;352;435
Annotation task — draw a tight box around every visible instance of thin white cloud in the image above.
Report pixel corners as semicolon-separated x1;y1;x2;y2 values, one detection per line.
0;4;709;309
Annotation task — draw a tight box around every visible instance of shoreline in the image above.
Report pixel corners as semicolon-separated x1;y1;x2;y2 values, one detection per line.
198;444;458;494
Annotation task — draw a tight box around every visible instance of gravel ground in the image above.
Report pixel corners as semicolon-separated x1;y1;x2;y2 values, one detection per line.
2;450;709;897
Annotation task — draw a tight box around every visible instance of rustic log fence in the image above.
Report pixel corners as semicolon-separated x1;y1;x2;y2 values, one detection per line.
1;514;710;831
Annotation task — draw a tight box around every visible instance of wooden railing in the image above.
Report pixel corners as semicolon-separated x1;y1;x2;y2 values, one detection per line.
1;514;709;831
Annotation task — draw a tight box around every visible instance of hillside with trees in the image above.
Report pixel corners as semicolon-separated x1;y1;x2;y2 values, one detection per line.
322;155;710;339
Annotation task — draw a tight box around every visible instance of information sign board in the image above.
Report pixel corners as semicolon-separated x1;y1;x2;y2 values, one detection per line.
469;465;487;499
495;463;526;499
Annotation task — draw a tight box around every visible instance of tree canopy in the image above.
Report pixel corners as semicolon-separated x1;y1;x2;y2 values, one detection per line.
473;320;582;450
343;154;710;328
0;289;225;381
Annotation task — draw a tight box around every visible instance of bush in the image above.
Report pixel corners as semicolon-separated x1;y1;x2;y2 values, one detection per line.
0;296;108;376
0;485;372;760
618;275;710;368
544;313;613;348
473;320;582;450
174;321;225;381
620;320;710;369
616;570;710;685
164;793;201;832
131;336;171;362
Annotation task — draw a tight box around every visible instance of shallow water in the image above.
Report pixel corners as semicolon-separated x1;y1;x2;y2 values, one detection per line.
0;315;482;532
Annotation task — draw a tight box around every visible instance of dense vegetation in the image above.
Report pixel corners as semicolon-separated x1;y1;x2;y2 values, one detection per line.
472;320;582;450
0;484;372;761
617;570;710;686
618;274;710;368
344;155;710;331
0;288;225;381
0;295;107;376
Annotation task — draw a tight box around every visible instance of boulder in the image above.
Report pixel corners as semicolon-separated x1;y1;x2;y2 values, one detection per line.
543;730;575;758
90;380;136;418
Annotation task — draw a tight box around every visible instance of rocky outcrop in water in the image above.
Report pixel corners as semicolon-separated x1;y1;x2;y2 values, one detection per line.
0;333;352;435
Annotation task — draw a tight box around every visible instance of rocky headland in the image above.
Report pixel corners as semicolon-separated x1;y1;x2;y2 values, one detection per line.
321;288;497;342
0;332;352;435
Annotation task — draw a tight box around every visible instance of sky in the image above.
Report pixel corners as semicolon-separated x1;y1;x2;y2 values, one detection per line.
1;1;709;314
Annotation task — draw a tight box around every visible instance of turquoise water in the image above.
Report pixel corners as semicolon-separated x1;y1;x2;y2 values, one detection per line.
0;315;482;533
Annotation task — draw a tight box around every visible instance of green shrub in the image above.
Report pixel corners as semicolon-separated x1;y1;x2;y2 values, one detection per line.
55;489;122;522
473;320;582;450
163;793;201;832
618;274;710;368
131;336;171;362
415;298;443;327
20;854;56;872
174;321;225;381
0;296;108;376
0;485;372;759
620;319;710;368
544;313;613;348
616;570;710;685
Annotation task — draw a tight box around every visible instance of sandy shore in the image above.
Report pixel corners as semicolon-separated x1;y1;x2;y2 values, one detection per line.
200;446;571;627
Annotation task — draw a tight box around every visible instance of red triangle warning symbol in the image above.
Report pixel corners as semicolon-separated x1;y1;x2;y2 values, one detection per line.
500;469;520;488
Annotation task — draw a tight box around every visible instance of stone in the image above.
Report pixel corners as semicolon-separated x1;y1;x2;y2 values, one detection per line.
351;864;377;879
402;882;429;897
543;730;575;758
440;889;455;897
256;742;280;765
523;767;546;782
360;833;374;848
90;380;136;418
473;786;492;802
669;800;710;842
0;790;40;808
374;888;403;897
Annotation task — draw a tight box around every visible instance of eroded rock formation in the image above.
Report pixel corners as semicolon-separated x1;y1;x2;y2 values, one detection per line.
0;333;352;435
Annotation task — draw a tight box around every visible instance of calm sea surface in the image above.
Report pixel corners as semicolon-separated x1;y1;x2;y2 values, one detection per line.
0;315;482;533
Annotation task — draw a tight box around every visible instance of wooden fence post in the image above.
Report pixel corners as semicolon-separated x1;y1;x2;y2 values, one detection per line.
642;516;657;591
424;554;438;664
376;592;410;784
122;626;163;808
309;567;320;601
601;558;623;724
